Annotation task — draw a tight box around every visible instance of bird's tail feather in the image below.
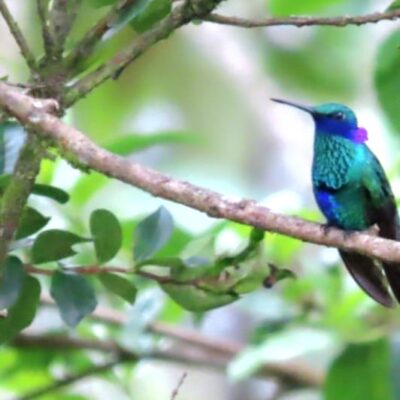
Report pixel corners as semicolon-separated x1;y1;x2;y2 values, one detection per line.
382;263;400;303
376;214;400;303
339;250;395;308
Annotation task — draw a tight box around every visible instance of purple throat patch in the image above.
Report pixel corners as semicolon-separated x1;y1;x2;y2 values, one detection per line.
353;127;368;143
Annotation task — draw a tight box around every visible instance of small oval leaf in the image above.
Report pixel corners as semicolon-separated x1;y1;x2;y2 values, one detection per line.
133;206;174;262
0;256;25;309
51;271;98;327
32;230;90;264
90;209;122;263
32;184;70;204
16;207;50;240
99;272;137;304
0;275;41;343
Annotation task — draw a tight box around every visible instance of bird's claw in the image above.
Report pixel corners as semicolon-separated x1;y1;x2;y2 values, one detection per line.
321;223;334;236
342;229;356;241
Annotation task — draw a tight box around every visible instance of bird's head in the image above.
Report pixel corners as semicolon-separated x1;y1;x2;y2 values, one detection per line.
271;98;368;143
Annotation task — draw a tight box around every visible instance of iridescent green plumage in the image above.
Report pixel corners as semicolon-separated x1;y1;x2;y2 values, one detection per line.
273;99;400;307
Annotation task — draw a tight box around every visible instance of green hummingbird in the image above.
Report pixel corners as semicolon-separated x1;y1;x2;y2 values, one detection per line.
272;98;400;307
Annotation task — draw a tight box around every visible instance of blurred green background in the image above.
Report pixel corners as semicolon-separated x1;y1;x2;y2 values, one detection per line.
1;0;400;399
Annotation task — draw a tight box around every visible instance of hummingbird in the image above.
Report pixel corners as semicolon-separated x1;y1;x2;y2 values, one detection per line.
272;98;400;307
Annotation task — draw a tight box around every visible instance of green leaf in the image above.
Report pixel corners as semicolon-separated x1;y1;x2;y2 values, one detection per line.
99;272;137;304
51;271;98;327
32;184;70;204
129;0;172;32
374;31;400;133
0;275;41;343
0;176;69;204
387;0;400;10
133;206;174;262
90;209;122;263
161;283;238;312
32;230;90;264
324;339;394;400
105;132;194;156
0;256;25;309
15;207;50;240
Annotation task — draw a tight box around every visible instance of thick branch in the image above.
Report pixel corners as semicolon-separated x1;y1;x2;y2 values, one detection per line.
0;0;37;72
0;134;45;272
205;9;400;28
1;83;400;265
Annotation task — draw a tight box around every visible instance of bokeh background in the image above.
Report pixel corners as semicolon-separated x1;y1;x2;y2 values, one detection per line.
1;0;400;399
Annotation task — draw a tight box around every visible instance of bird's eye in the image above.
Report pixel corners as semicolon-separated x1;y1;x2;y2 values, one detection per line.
331;112;345;120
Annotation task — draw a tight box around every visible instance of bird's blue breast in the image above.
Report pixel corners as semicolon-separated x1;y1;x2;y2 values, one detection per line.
314;188;340;226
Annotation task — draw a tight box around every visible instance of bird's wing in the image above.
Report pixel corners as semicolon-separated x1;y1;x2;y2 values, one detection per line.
362;150;400;302
362;151;399;238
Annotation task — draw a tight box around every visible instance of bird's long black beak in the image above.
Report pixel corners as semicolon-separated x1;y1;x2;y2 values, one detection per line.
270;98;314;115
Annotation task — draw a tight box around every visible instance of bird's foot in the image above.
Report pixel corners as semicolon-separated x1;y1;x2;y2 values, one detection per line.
321;223;335;236
341;229;357;241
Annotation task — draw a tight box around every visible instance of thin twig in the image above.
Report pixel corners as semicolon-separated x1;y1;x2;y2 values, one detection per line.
39;297;325;386
1;83;400;265
13;357;126;400
0;0;37;72
25;264;132;276
48;0;82;59
64;0;140;70
25;264;239;289
36;0;53;57
171;372;188;400
204;9;400;28
13;328;323;387
40;294;244;355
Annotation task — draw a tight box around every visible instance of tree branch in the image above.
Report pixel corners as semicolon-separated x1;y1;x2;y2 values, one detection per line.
204;9;400;28
64;0;140;70
36;0;53;57
13;328;323;388
37;296;324;386
1;82;400;265
48;0;82;59
0;0;38;72
0;134;46;273
13;354;127;400
88;306;324;387
62;0;224;107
